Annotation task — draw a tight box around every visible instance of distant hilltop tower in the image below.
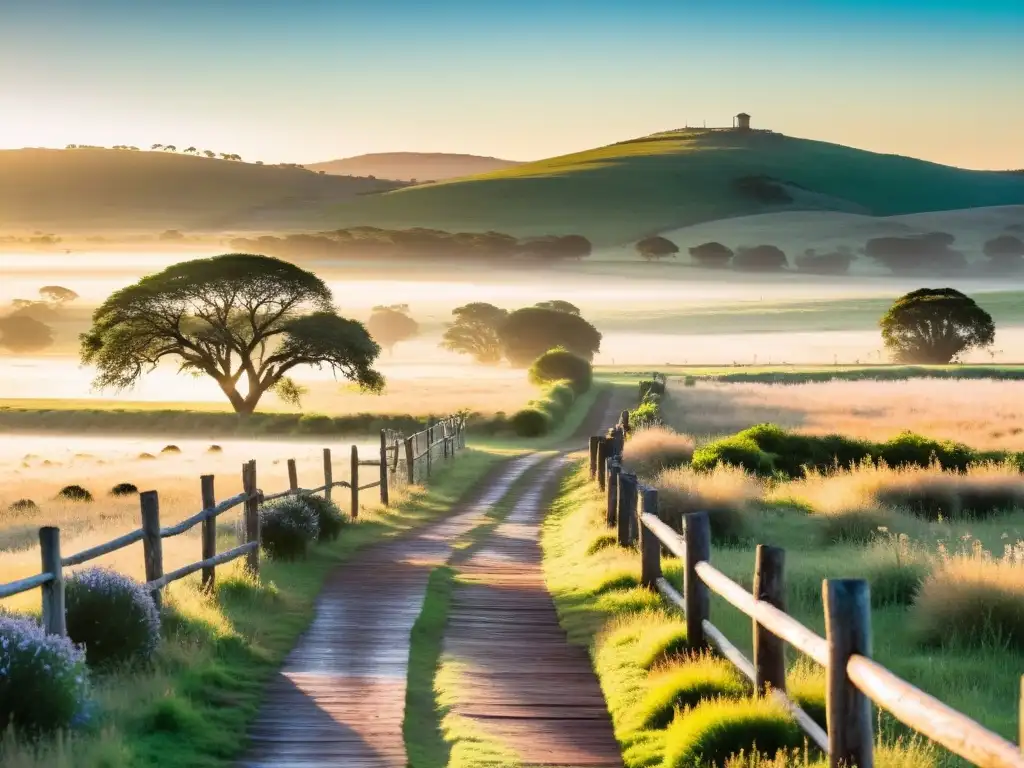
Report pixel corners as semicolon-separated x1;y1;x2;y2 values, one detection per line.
734;112;751;130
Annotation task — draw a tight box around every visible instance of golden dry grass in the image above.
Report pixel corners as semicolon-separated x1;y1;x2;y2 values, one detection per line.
653;464;763;542
621;427;695;480
664;379;1024;450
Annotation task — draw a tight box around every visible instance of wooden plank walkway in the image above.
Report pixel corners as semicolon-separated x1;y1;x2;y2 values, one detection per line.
239;454;545;768
443;458;623;767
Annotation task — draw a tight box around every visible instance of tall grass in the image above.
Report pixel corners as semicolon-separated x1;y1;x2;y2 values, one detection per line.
654;465;763;543
622;426;695;480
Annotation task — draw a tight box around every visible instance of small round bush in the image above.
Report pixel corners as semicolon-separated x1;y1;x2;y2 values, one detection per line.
691;435;773;477
636;656;748;729
0;613;89;735
511;408;551;438
8;498;38;512
109;482;139;497
546;381;576;410
207;444;223;453
528;347;593;394
138;452;156;460
260;497;319;560
66;568;160;668
160;445;181;454
57;485;93;502
301;494;347;542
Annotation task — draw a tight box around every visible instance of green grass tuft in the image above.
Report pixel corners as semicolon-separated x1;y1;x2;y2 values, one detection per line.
634;656;748;729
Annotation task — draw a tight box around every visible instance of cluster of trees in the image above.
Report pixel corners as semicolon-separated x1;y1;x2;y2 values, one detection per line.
441;300;600;367
637;238;809;273
0;286;78;354
65;144;244;161
881;288;995;364
229;229;592;263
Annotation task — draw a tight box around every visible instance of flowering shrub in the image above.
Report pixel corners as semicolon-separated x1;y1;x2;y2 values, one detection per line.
0;614;89;735
301;494;346;542
260;497;319;560
65;568;160;668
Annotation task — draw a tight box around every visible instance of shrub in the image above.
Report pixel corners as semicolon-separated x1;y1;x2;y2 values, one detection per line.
689;241;734;268
528;347;592;394
8;498;38;512
65;568;160;668
692;434;773;477
260;497;319;560
639;378;666;398
57;485;93;502
877;431;975;472
160;444;181;454
109;482;138;497
0;613;89;735
662;696;805;768
511;408;551;438
733;245;788;272
629;398;662;429
297;413;334;435
655;465;761;544
634;620;690;669
912;540;1024;649
545;381;576;412
622;427;695;479
635;655;748;729
301;494;346;541
207;444;223;453
138;452;156;460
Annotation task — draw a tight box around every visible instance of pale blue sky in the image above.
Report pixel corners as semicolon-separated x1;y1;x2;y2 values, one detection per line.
1;0;1021;168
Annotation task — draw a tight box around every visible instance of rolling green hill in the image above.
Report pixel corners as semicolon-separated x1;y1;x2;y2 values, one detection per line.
0;148;405;232
307;152;521;181
323;130;1024;244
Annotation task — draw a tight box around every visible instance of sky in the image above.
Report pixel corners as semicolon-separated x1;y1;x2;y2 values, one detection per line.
1;0;1022;169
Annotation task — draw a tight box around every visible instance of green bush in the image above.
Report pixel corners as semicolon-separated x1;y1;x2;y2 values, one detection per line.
260;497;319;560
109;482;138;497
0;614;89;735
878;431;975;472
528;347;592;394
57;484;94;502
692;435;774;476
65;568;161;668
511;408;551;437
635;656;748;729
296;413;335;435
546;381;576;411
301;494;347;541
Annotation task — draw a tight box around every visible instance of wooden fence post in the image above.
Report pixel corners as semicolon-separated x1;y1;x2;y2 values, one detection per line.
140;490;164;610
323;448;333;502
597;439;609;491
243;460;260;577
201;475;216;592
392;439;400;473
405;437;415;484
589;436;601;480
612;425;625;458
351;445;359;518
753;545;787;696
39;526;66;636
824;579;874;768
379;431;389;506
639;488;661;589
683;511;710;649
426;426;433;478
606;458;620;528
287;459;298;492
617;471;638;547
620;409;631;433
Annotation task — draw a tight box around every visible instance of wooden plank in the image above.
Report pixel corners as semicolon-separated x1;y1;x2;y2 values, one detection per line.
703;618;755;682
0;571;53;599
61;528;144;567
640;512;686;560
848;655;1024;768
160;491;249;538
147;542;257;590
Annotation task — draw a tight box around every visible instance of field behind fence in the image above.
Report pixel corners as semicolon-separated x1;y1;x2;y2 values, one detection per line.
590;403;1024;768
0;415;467;633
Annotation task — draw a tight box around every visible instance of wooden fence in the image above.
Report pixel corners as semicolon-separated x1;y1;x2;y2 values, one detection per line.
590;412;1024;768
0;415;467;636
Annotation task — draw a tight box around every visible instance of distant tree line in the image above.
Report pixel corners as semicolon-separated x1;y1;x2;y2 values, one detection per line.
229;228;593;263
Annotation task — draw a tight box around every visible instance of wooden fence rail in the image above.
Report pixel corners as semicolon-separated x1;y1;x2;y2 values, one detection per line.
592;413;1024;768
0;416;467;637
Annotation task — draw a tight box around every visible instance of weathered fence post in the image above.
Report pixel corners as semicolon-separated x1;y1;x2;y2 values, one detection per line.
617;471;638;547
405;437;415;484
639;488;661;589
753;545;787;696
612;425;625;457
351;445;359;518
392;439;400;473
620;409;631;433
596;439;609;491
426;425;433;478
606;458;620;528
589;436;601;480
39;526;66;636
287;459;298;492
323;448;333;502
243;460;260;577
683;511;710;649
824;579;874;768
140;490;164;610
201;475;216;592
379;431;389;506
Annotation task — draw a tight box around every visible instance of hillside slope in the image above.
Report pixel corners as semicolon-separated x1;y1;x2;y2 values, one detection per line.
323;130;1024;244
0;148;405;232
307;152;520;181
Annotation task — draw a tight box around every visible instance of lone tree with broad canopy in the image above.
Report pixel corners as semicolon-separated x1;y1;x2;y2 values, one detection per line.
534;300;580;315
440;302;509;365
636;236;679;262
367;304;419;354
499;307;601;367
80;254;383;414
880;288;995;364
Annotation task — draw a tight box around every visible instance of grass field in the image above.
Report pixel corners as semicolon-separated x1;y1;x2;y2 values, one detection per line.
324;129;1024;244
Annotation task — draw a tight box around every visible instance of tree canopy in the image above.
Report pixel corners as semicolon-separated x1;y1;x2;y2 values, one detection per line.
80;253;383;413
39;286;79;305
534;300;580;315
440;302;508;365
498;307;601;367
0;315;54;353
880;288;995;364
636;236;679;262
733;245;788;272
367;304;419;353
688;241;734;268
